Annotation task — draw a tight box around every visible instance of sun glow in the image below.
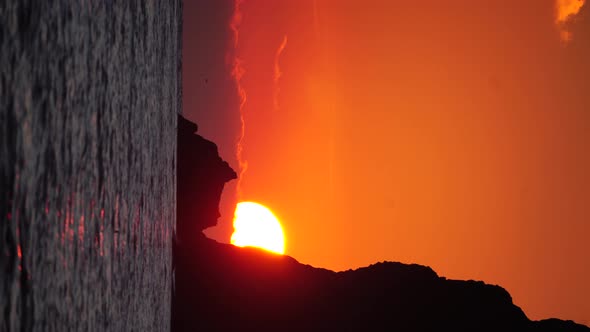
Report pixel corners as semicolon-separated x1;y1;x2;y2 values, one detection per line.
230;202;286;254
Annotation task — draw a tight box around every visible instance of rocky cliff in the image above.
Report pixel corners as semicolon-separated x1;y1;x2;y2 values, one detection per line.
1;2;181;331
173;117;590;332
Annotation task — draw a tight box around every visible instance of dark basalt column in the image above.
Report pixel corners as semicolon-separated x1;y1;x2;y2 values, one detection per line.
0;1;182;331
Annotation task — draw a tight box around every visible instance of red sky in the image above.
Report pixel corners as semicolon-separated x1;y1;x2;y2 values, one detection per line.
184;0;590;325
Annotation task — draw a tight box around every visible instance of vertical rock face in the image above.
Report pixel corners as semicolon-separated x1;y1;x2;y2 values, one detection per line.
176;115;237;245
173;116;238;332
0;1;181;331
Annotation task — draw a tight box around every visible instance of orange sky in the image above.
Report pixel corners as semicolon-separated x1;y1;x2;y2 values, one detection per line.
184;0;589;325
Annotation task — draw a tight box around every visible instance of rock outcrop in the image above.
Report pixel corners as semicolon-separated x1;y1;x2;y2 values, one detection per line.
177;115;237;244
173;117;589;332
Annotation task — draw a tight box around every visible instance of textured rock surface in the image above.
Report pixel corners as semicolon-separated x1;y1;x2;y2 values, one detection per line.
1;1;181;331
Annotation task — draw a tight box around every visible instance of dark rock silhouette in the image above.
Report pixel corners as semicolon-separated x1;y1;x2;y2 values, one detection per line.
173;116;590;332
177;114;237;243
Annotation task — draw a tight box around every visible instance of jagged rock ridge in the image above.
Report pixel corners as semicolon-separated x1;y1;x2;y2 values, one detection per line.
173;117;589;332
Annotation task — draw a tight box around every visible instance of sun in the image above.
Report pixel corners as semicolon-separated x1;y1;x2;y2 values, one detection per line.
230;202;286;254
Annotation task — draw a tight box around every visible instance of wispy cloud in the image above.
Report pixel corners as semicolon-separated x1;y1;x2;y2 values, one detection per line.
555;0;586;42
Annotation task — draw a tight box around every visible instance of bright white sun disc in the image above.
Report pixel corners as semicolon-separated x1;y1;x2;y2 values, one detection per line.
230;202;285;254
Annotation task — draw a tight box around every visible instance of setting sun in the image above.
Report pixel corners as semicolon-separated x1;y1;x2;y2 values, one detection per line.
230;202;286;254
